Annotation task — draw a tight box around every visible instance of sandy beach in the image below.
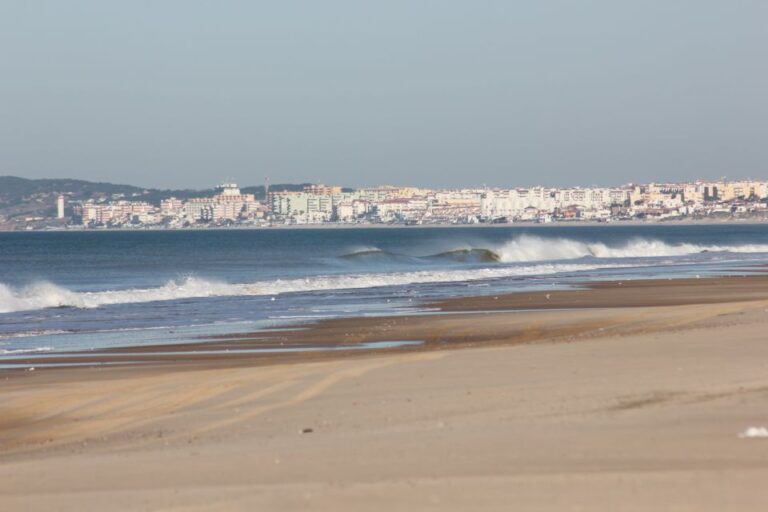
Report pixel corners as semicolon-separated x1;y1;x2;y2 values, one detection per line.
3;277;768;510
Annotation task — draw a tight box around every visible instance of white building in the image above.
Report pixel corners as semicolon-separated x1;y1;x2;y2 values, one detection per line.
269;185;353;222
160;197;184;216
184;183;258;223
481;188;554;219
184;198;216;222
56;195;65;219
335;199;371;221
77;200;154;225
552;188;630;210
375;197;429;221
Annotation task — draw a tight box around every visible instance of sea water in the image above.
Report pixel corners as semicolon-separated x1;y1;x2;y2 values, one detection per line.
2;224;768;357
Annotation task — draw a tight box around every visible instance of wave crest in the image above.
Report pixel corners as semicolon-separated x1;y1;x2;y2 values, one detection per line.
341;236;768;265
0;262;618;313
4;236;768;314
341;248;400;260
494;235;768;262
0;282;86;312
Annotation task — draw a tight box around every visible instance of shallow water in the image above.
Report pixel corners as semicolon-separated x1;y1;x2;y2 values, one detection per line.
1;224;767;357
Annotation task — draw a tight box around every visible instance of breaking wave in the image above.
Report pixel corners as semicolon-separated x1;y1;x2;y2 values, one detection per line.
494;236;768;262
4;236;768;314
0;262;620;314
341;236;768;265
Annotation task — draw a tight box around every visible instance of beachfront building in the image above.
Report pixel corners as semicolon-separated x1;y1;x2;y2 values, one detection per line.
269;191;308;217
479;186;632;222
184;198;215;222
480;188;554;221
630;184;686;207
75;200;156;226
552;188;630;210
160;198;184;217
183;183;258;223
375;197;430;222
426;189;482;223
269;184;363;223
434;189;483;207
335;199;371;222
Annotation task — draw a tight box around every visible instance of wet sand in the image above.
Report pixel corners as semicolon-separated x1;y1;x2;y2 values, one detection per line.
436;274;768;311
7;275;768;369
3;276;768;510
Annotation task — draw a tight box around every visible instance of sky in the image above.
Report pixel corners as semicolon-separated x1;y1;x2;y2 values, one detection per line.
1;1;767;190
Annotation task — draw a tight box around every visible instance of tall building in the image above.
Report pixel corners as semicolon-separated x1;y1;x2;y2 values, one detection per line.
184;183;258;223
160;197;184;216
56;195;65;219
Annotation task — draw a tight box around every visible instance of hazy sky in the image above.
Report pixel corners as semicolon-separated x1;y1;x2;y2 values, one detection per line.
2;1;767;189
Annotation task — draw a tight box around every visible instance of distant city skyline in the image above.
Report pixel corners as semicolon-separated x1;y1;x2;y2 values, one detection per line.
3;2;768;189
4;174;768;231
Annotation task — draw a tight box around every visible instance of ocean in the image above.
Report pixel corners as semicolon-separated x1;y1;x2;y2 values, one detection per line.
2;224;768;360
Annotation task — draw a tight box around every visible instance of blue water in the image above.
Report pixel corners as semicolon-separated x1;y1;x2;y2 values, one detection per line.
2;224;768;357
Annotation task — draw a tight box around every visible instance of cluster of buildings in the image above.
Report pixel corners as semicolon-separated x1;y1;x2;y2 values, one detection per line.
481;181;768;222
72;183;268;227
64;179;768;228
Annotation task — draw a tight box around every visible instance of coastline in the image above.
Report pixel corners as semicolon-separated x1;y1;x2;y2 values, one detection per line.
4;275;768;510
4;215;768;233
5;275;768;370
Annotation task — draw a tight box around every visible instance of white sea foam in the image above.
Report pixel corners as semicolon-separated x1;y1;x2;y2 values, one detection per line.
0;330;71;341
0;347;54;355
494;235;768;262
342;237;768;263
3;236;767;314
0;262;621;313
0;281;86;312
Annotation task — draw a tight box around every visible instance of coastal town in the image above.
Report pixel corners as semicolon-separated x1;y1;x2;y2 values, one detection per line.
7;179;768;230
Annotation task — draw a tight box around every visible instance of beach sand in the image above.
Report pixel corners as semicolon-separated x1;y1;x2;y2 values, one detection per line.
3;277;768;510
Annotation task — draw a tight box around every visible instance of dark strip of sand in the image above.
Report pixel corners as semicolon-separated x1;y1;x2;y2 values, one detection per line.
4;275;768;371
433;274;768;311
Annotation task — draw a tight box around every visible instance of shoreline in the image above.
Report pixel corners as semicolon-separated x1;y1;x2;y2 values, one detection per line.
4;275;768;509
4;274;768;370
4;215;768;233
